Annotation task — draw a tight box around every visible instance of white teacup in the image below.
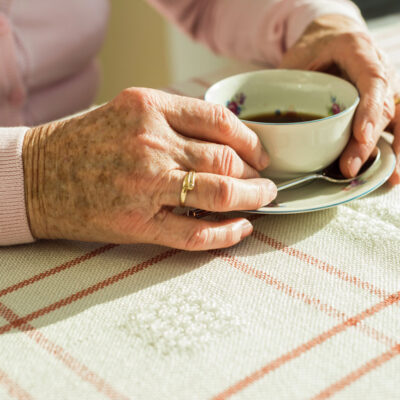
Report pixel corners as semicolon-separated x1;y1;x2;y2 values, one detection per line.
205;69;360;179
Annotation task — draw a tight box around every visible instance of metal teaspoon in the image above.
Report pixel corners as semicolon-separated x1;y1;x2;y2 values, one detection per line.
188;148;381;218
276;147;380;191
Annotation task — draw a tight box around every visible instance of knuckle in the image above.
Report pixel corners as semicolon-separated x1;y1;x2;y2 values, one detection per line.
384;99;396;122
134;127;153;147
339;31;372;49
372;70;389;89
340;32;389;85
362;94;384;115
355;32;373;46
153;207;171;225
255;184;267;209
214;177;235;210
359;61;389;90
132;128;157;157
212;104;237;137
117;87;139;105
338;31;355;45
214;145;237;176
185;227;212;250
117;87;157;113
188;143;214;172
115;87;132;103
358;66;388;93
336;32;359;52
376;48;390;66
133;127;169;164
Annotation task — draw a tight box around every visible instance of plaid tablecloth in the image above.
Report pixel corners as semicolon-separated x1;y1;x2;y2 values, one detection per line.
1;19;400;400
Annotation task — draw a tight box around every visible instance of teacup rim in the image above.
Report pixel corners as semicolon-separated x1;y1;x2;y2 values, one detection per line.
205;69;360;125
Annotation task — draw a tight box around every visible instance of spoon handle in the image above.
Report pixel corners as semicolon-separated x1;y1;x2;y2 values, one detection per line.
277;173;320;191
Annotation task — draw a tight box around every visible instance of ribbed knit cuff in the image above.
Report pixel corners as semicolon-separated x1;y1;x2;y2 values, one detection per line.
0;127;35;245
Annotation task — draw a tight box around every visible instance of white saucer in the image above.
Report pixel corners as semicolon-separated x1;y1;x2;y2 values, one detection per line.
247;137;396;214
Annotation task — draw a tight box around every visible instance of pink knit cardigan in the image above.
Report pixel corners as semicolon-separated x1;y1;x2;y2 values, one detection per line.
0;0;363;245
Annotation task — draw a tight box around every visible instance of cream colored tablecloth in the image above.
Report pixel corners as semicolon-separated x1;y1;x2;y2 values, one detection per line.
1;19;400;400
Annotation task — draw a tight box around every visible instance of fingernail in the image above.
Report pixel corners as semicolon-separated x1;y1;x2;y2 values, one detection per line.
395;165;400;184
362;122;374;144
259;151;270;169
348;156;362;177
266;180;278;200
395;161;400;176
389;163;400;186
236;219;253;240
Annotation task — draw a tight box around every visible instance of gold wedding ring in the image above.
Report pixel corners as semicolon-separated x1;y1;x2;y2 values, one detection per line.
395;97;400;106
180;170;196;207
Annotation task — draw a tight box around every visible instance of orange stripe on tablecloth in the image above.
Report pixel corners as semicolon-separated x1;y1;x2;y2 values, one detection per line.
0;244;117;298
0;248;180;335
247;215;389;300
211;249;396;348
251;229;388;299
0;303;128;400
191;77;212;89
212;291;400;400
312;344;400;400
0;369;33;400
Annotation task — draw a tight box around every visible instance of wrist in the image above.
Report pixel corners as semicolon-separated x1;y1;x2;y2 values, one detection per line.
281;13;370;70
303;14;366;41
22;123;56;239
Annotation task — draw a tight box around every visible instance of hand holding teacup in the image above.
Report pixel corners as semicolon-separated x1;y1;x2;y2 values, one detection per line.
205;69;359;180
23;88;276;250
280;14;400;184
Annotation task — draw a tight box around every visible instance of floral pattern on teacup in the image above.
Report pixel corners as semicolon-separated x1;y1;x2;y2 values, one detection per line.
328;95;345;115
226;92;246;116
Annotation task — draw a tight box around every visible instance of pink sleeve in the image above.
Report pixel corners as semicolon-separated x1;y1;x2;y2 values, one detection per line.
147;0;366;66
0;127;35;246
0;8;34;245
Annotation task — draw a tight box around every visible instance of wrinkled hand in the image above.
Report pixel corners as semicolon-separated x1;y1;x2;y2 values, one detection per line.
22;88;276;250
280;14;400;183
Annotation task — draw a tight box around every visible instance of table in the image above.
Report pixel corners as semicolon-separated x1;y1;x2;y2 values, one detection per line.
1;18;400;400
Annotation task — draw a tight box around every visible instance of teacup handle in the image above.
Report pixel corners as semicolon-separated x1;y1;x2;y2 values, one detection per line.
276;173;320;191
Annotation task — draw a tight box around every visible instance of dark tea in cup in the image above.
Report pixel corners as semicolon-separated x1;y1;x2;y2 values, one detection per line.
244;111;326;123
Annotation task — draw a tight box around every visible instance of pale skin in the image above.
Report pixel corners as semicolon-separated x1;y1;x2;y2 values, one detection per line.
280;15;400;184
22;14;400;250
23;88;276;250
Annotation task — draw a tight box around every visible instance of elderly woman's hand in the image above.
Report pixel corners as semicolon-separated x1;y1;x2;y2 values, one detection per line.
22;88;276;250
280;14;400;183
